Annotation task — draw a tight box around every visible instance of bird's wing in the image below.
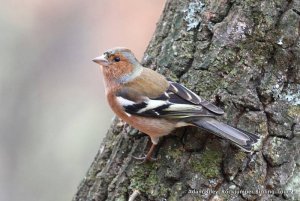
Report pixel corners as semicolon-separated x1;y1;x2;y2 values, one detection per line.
115;83;220;119
167;81;224;115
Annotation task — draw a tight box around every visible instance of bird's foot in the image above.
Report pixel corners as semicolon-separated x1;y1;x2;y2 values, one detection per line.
132;142;157;164
132;154;157;164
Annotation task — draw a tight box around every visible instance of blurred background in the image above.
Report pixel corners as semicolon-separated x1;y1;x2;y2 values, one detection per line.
0;0;165;200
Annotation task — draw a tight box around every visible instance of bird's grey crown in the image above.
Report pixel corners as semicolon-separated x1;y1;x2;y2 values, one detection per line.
104;47;140;66
105;47;129;53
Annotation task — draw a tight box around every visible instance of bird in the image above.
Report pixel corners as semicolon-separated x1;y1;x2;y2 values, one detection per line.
92;47;260;162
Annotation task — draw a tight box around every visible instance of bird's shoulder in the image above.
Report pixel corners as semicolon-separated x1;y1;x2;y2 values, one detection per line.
123;67;169;98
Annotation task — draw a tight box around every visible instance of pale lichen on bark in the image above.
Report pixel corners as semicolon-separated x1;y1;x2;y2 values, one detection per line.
73;0;300;200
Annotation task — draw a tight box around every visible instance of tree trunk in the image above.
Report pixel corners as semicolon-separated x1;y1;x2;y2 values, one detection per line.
73;0;300;200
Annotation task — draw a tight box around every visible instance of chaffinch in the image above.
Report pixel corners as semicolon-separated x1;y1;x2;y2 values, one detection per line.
93;47;259;162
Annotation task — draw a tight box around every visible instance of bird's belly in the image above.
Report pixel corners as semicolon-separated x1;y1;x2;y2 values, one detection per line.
119;112;178;145
107;93;177;138
122;114;176;138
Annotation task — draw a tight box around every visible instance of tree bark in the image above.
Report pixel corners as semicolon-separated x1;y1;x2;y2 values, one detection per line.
73;0;300;200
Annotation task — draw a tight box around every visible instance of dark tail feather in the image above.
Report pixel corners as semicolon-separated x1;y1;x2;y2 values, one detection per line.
192;118;260;152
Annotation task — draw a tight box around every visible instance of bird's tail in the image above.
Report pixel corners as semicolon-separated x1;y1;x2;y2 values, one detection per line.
192;118;259;152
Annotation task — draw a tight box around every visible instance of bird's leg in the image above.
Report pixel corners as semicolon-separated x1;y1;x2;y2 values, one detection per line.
144;143;156;161
132;143;157;164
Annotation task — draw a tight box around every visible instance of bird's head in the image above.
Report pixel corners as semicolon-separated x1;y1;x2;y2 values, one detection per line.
93;47;143;84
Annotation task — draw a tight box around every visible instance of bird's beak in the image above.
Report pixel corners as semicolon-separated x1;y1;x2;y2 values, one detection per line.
92;54;109;66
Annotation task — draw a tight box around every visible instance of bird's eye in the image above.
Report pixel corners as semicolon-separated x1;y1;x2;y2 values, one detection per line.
113;57;120;62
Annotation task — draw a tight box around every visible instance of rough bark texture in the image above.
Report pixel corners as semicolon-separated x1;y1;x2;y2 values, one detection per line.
74;0;300;200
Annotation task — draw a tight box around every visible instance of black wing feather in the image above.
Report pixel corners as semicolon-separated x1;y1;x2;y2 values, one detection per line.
168;81;224;115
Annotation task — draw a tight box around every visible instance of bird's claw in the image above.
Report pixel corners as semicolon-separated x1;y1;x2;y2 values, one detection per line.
132;154;157;164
